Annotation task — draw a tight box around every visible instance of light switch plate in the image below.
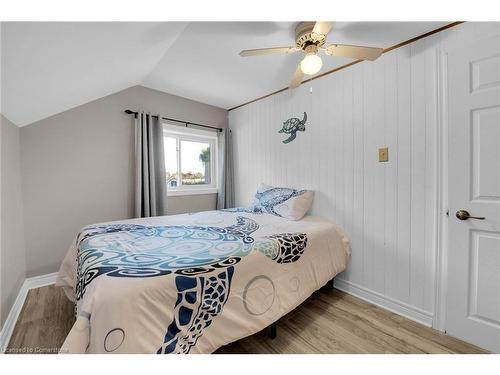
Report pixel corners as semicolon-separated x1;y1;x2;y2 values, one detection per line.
379;147;389;162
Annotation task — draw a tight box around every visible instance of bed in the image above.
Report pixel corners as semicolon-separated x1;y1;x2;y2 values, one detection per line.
56;209;351;353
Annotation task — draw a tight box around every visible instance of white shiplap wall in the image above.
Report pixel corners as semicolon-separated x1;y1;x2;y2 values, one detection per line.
229;23;500;325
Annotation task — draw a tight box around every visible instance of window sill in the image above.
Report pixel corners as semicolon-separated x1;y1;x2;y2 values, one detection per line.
167;188;218;197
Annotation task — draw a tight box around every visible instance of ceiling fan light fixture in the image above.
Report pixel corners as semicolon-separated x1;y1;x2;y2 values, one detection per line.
300;53;323;75
238;22;383;89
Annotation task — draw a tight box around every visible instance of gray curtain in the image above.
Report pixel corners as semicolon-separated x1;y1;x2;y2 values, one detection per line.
134;112;167;217
217;128;235;209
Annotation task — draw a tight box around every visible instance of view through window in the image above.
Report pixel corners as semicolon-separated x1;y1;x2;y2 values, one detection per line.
164;128;217;193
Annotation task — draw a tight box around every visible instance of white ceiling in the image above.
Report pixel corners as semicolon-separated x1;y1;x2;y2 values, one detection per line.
1;22;450;126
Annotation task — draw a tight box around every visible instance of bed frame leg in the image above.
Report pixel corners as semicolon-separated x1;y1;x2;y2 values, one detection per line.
268;323;277;339
266;278;335;340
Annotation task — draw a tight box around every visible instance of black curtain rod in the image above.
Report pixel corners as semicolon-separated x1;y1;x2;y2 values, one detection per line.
124;109;223;132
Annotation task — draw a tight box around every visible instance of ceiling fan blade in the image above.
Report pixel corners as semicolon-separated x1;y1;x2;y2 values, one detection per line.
239;46;299;57
312;21;334;36
323;44;383;61
290;63;304;89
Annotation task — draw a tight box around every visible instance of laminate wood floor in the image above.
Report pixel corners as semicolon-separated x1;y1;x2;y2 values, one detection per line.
6;284;487;354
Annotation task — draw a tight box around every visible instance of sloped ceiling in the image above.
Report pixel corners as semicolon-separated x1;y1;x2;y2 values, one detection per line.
1;22;189;126
1;21;450;126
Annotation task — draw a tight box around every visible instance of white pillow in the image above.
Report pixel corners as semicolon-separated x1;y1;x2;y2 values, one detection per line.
249;183;314;221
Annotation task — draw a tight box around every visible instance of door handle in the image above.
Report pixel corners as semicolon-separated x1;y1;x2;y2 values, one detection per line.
455;210;485;221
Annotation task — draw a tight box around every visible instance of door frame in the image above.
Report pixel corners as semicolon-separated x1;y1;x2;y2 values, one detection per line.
433;48;450;332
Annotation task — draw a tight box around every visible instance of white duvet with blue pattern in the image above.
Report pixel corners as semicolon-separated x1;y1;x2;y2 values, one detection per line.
56;210;350;354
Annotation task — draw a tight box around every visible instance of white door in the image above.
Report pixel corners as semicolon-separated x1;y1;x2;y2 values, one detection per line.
446;34;500;353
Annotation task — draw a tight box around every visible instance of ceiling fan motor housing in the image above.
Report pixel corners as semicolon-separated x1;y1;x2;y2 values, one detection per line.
295;22;327;50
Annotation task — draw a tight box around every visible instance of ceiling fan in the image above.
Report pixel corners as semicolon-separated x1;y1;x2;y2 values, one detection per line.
239;22;384;89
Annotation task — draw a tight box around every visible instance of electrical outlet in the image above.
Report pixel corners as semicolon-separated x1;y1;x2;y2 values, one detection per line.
379;147;389;162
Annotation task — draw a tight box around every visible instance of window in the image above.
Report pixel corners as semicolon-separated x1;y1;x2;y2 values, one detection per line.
163;124;218;196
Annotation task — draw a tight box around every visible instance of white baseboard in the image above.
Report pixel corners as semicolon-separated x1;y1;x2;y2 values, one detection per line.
334;278;434;327
23;272;58;290
0;272;58;353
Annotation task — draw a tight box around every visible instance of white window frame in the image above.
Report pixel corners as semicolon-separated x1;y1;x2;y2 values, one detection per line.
163;122;218;197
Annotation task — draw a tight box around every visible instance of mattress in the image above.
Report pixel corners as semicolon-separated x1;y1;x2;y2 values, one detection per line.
56;209;351;353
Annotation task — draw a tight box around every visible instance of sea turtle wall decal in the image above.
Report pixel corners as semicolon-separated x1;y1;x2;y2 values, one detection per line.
278;112;307;144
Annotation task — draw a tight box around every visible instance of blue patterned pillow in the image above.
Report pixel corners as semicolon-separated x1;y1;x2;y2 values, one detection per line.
249;183;314;221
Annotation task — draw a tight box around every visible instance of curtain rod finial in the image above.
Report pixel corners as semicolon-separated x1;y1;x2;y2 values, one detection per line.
125;109;138;118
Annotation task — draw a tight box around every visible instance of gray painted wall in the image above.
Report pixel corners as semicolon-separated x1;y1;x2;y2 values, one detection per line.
21;85;227;277
1;115;26;328
167;193;217;215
